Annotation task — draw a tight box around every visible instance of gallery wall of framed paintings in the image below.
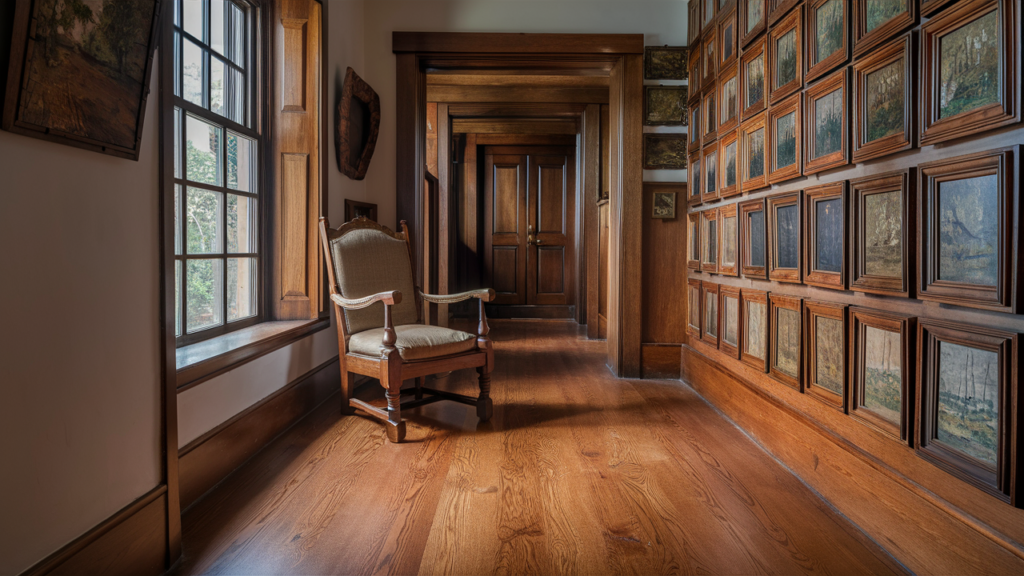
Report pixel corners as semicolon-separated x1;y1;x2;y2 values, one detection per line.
682;0;1024;527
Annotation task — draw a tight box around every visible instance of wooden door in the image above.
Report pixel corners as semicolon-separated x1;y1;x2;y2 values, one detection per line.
484;146;576;310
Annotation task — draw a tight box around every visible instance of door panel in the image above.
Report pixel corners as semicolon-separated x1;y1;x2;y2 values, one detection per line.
492;247;519;295
528;152;575;306
538;162;566;233
484;154;527;305
537;247;566;294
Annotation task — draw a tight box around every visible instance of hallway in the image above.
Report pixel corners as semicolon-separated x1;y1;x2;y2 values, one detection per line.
173;321;906;575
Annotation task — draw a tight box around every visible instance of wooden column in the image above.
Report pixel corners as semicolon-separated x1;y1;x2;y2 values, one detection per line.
396;54;427;287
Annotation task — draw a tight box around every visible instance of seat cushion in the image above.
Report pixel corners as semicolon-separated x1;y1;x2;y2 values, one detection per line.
348;324;478;361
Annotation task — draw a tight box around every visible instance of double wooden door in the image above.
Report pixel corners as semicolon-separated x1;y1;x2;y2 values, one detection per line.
484;146;576;309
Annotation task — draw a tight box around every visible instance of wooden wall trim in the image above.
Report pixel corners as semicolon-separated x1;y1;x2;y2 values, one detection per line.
583;104;601;336
393;32;645;55
20;487;168;576
426;85;609;104
641;343;682;379
681;343;1024;572
395;53;426;283
178;357;341;510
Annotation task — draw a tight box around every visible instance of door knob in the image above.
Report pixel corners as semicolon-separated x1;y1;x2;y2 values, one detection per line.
527;225;544;246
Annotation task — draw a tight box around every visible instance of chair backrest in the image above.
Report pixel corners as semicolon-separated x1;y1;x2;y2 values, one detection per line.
319;217;419;335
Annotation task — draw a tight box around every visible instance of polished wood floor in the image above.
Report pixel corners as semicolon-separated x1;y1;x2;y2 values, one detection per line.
173;320;907;576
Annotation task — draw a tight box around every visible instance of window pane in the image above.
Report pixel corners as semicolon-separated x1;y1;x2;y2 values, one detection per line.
226;67;245;125
228;2;245;67
186;115;223;185
227;194;256;253
183;0;205;42
174;32;181;97
211;0;225;54
182;38;205;106
227;131;256;192
228;258;257;321
187;259;224;333
175;260;182;336
211;56;225;118
174;108;182;179
174;185;183;255
187;187;223;254
174;0;181;26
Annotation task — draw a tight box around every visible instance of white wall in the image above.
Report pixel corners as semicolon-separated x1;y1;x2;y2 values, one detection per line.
361;0;690;229
0;56;163;576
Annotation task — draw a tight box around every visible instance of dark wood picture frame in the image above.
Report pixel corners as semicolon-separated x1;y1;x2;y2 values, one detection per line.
739;112;769;193
920;0;1020;146
740;198;769;278
702;281;722;348
767;92;803;184
644;85;689;126
703;0;720;35
741;0;769;47
344;199;378;222
718;63;741;134
703;89;720;143
918;147;1020;313
688;212;703;270
804;300;848;410
719;202;740;275
689;45;704;95
852;32;915;163
337;67;382;180
718;130;741;198
688;278;704;339
852;0;916;57
921;0;957;16
916;319;1020;505
720;285;744;357
702;207;721;273
703;31;720;88
768;191;803;283
690;0;704;47
768;6;805;104
689;152;704;205
643;134;689;169
741;288;771;371
2;0;162;160
804;68;849;175
689;101;703;154
769;293;804;390
849;306;915;444
719;7;740;68
652;191;678;219
769;0;804;25
850;168;915;297
804;181;846;289
740;36;769;121
644;46;690;80
805;0;850;83
702;140;721;203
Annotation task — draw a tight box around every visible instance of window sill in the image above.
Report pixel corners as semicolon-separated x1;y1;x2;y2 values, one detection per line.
176;318;332;393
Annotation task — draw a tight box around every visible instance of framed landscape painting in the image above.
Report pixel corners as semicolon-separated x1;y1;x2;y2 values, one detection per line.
689;46;703;94
644;86;689;126
719;64;741;134
741;288;770;371
769;293;803;390
853;33;914;162
702;281;722;348
688;278;703;339
690;101;703;154
719;202;740;275
740;0;768;47
718;130;740;198
703;89;719;143
767;93;802;184
853;0;916;56
720;285;743;358
703;31;719;88
918;147;1019;313
704;0;719;34
804;300;847;410
719;7;739;68
702;140;720;203
804;68;849;175
850;307;914;443
688;212;702;269
689;153;703;205
804;181;846;290
850;169;914;297
702;207;721;273
739;112;768;193
740;36;768;121
917;319;1019;505
644;46;689;80
643;134;689;169
690;0;703;46
2;0;162;159
740;198;768;279
768;7;804;104
806;0;849;83
920;0;1020;145
768;191;802;283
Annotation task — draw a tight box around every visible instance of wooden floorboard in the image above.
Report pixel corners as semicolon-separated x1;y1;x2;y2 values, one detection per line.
172;320;906;576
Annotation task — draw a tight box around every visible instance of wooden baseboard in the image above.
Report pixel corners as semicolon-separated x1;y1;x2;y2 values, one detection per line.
178;357;341;510
20;486;168;576
681;343;1024;574
484;304;576;319
640;343;681;379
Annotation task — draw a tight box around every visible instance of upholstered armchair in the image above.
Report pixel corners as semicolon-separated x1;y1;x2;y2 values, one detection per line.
318;216;495;442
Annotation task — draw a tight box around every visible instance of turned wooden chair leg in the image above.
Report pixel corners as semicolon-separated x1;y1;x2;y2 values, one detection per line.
415;376;425;400
476;367;493;422
385;387;406;443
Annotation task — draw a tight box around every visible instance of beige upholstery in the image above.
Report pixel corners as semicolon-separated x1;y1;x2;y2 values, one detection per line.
329;228;418;334
348;325;477;360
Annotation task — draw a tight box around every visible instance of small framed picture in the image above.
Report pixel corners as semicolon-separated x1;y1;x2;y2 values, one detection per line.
740;36;768;121
718;130;740;198
643;134;689;169
918;147;1019;313
804;68;849;175
688;278;703;339
689;101;704;154
720;285;743;358
689;45;704;94
688;153;703;206
741;0;768;47
719;202;739;276
651;191;677;219
702;140;720;203
690;0;703;45
769;293;803;390
768;6;804;104
849;306;915;444
688;212;702;270
917;319;1019;505
644;86;689;126
740;198;768;279
920;0;1020;145
719;7;739;68
718;63;741;134
767;92;803;184
703;90;719;143
739;111;769;193
767;190;802;283
768;0;803;25
702;207;721;274
345;199;378;222
740;288;770;372
852;33;914;163
803;181;846;290
853;0;916;57
804;300;848;410
806;0;850;83
644;46;689;80
850;169;914;297
703;0;719;34
701;281;722;348
703;31;719;87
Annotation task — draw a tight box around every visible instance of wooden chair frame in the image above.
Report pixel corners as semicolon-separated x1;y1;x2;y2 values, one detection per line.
319;216;496;443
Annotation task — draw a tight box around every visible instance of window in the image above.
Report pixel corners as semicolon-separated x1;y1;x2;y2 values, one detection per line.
172;0;262;345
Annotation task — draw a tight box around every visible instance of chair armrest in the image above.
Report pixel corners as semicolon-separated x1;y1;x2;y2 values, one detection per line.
419;288;496;304
331;290;402;310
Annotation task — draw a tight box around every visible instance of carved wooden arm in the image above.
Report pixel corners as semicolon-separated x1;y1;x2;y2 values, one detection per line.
331;290;402;310
418;288;496;304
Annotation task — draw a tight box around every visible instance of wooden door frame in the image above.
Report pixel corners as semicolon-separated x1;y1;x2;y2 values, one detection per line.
394;32;644;377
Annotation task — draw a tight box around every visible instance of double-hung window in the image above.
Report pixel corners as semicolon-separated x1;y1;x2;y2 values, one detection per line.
172;0;262;345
